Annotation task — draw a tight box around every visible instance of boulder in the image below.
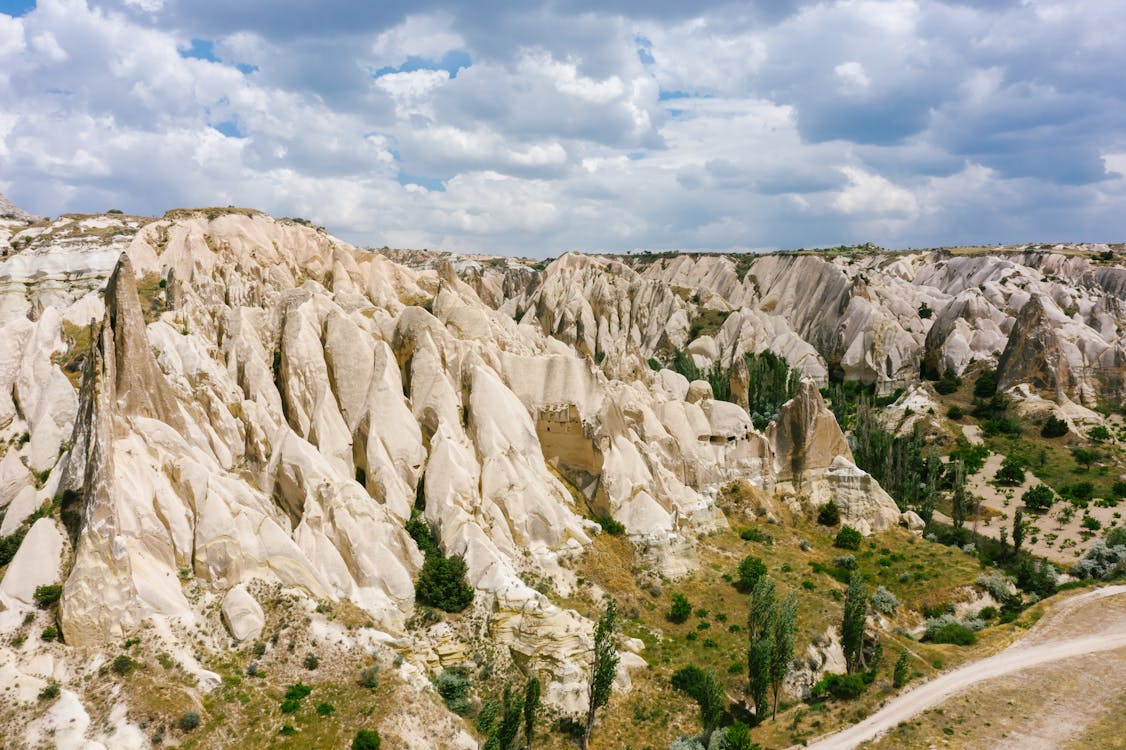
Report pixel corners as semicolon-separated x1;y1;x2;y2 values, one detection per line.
0;518;63;605
220;585;265;642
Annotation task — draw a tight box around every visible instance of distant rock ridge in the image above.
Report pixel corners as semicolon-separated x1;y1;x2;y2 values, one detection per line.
0;192;36;222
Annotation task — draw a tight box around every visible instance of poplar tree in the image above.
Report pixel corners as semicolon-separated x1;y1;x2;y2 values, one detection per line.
842;572;867;674
582;599;619;750
769;592;798;719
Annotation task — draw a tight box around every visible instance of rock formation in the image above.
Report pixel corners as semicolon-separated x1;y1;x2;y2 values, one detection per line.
0;207;1121;745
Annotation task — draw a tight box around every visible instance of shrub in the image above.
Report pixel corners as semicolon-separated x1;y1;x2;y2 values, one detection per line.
918;302;933;319
315;702;335;717
38;682;60;701
358;666;379;689
178;711;201;733
739;526;773;544
352;729;381;750
817;501;841;526
1113;480;1126;500
596;515;625;536
869;586;899;616
976;572;1014;601
1081;515;1102;532
33;584;62;609
1072;540;1126;580
434;671;471;715
112;655;136;675
1022;485;1056;513
668;593;692;624
415;554;474;613
946;405;964;420
813;673;867;700
834;526;862;551
303;653;320;670
833;554;858;570
935;372;961;395
923;616;977;645
1059;482;1095;502
285;682;312;701
0;528;27;566
670;665;707;701
1041;415;1069;438
734;556;767;593
405;510;439;558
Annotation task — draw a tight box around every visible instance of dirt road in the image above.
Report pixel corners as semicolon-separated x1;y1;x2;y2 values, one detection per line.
798;585;1126;750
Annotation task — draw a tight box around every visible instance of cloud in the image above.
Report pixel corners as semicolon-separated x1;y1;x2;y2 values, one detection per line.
0;0;1122;255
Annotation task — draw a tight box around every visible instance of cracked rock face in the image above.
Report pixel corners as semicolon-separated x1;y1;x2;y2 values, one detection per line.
0;209;1120;729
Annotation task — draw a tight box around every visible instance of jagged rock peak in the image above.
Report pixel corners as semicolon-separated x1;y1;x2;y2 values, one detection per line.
0;192;35;222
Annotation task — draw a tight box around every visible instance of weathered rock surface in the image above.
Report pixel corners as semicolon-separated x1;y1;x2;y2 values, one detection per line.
220;584;266;641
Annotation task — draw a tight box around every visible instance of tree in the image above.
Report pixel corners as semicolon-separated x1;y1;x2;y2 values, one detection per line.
1012;508;1025;557
973;369;997;398
1041;415;1069;438
951;459;967;530
918;302;933;319
735;556;768;593
494;683;524;750
746;576;776;722
1071;447;1098;471
522;677;540;750
994;456;1024;486
841;572;867;674
415;553;474;612
769;593;798;719
698;670;725;741
582;599;619;750
1022;485;1055;513
892;648;910;688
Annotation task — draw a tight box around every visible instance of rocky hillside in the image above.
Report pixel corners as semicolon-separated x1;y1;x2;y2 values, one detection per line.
0;203;1123;748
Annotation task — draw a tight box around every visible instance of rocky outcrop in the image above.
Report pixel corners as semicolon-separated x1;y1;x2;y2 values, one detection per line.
220;585;265;642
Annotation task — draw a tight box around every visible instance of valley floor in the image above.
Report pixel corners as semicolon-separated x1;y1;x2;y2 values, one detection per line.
801;585;1126;750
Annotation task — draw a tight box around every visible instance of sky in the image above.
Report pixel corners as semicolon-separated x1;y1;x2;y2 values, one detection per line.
0;0;1124;255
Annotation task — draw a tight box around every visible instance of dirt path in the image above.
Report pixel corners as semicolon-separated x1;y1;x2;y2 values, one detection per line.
797;585;1126;750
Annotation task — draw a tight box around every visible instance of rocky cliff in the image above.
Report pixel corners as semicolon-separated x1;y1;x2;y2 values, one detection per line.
0;204;1121;747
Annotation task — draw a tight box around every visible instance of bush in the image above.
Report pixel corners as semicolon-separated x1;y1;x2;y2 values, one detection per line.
304;653;319;670
710;721;754;750
946;405;964;420
918;302;933;319
670;665;707;701
1059;482;1095;502
813;673;867;700
112;655;136;675
434;671;471;715
0;528;27;566
734;556;767;593
869;586;899;616
178;711;201;733
833;554;858;570
1041;415;1069;438
1113;480;1126;500
358;666;379;689
596;515;625;536
415;553;474;613
352;729;381;750
285;682;312;701
834;526;862;551
1081;515;1102;531
935;372;961;395
315;702;335;716
33;584;62;609
817;501;841;526
668;593;692;624
38;683;60;701
923;616;978;645
1072;540;1126;580
739;526;773;544
41;626;59;642
1022;485;1055;513
405;510;438;557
